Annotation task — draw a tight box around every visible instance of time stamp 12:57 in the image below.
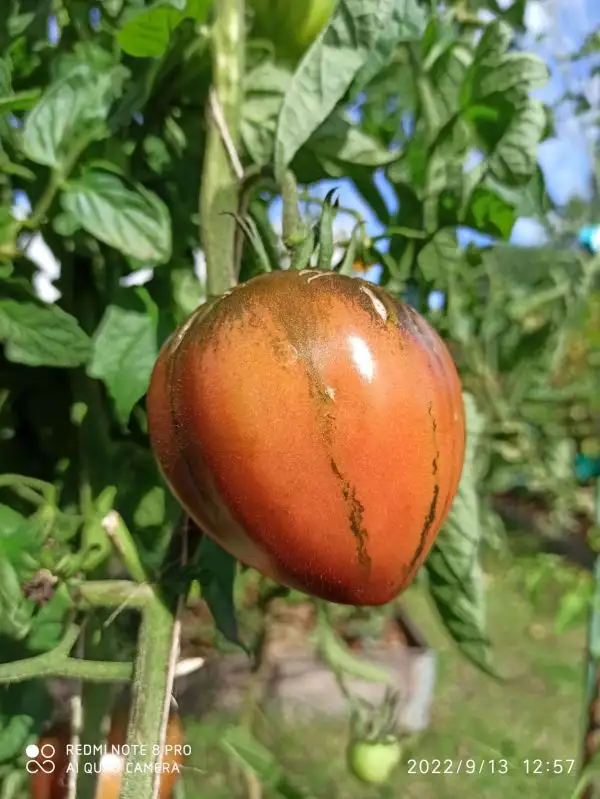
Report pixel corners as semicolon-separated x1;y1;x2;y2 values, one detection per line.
406;758;576;776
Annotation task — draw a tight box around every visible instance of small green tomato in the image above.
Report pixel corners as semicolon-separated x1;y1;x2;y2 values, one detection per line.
346;736;403;784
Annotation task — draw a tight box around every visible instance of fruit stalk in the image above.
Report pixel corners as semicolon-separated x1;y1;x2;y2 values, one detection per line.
200;0;245;297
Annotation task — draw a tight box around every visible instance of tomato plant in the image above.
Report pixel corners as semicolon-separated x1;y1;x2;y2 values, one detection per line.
148;269;465;605
0;0;597;797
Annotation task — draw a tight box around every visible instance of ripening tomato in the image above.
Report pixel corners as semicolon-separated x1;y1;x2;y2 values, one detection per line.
249;0;337;61
147;269;466;606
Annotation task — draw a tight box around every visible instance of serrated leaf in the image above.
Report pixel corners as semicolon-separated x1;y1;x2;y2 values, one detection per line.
61;170;172;263
274;0;398;179
0;298;91;367
425;393;496;674
350;0;425;93
488;99;546;186
88;291;159;425
197;537;245;651
417;228;461;281
117;0;211;57
22;62;123;168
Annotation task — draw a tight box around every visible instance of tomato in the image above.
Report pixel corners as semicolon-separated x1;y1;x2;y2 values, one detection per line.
147;269;466;606
249;0;337;61
30;709;184;799
347;737;403;784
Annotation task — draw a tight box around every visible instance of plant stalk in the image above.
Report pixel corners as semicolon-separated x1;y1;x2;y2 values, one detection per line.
200;0;245;297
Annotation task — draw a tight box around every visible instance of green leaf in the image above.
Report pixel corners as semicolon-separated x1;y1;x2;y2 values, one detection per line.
22;62;124;168
88;291;159;425
0;683;53;764
487;99;546;186
424;393;495;674
465;184;516;239
0;88;41;114
274;0;398;179
307;112;399;170
61;170;172;264
350;0;425;93
241;62;291;166
197;537;245;650
417;228;461;282
117;0;211;57
27;584;72;653
0;557;33;640
0;296;91;368
221;726;282;786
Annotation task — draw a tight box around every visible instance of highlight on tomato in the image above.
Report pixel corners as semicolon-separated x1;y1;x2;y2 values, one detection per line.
147;268;466;606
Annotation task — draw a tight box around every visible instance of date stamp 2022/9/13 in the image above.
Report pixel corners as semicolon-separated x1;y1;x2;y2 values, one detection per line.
406;758;577;776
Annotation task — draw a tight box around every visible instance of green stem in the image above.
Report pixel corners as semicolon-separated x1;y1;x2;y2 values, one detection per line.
0;625;132;683
120;590;178;799
102;510;151;583
200;0;245;297
0;474;56;505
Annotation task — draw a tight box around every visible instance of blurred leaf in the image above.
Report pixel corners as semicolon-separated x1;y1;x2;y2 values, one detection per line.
27;584;71;653
307;112;398;169
117;0;211;58
350;0;425;93
61;170;172;263
0;682;53;763
417;228;461;281
241;61;291;166
22;60;125;168
0;293;91;368
197;538;246;650
88;290;159;425
274;0;409;178
0;88;40;114
425;393;495;674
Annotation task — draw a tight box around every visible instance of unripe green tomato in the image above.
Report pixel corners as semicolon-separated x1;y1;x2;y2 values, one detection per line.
347;738;403;784
249;0;337;61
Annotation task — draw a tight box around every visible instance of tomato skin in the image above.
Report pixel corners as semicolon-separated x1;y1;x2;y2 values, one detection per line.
347;738;403;784
147;270;466;606
249;0;337;61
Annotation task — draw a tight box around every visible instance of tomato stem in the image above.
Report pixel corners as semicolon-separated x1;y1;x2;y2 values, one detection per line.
200;0;246;297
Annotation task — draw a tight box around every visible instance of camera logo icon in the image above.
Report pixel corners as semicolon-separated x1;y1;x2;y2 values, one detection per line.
25;743;56;774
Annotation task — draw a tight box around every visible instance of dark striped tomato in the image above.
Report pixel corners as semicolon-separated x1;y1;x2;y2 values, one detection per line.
147;269;466;605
